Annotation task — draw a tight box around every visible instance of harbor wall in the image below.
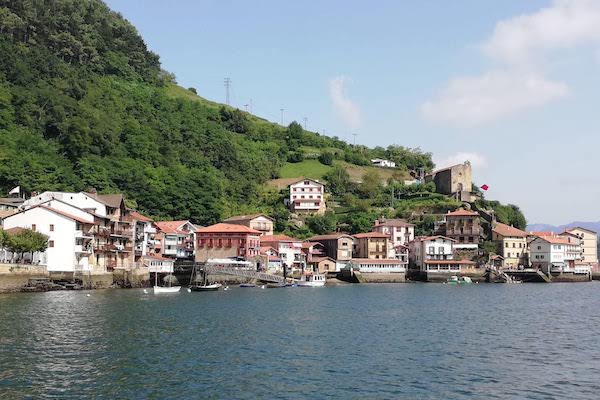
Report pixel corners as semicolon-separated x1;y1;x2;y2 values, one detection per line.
355;272;406;283
0;264;48;293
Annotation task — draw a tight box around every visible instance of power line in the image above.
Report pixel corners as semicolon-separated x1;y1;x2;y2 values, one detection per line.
224;77;231;105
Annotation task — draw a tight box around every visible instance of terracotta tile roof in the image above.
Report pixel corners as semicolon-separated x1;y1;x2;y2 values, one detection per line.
155;220;192;234
289;178;323;186
353;232;390;239
534;236;572;245
260;246;279;255
129;210;153;222
373;218;414;227
351;258;406;264
260;234;301;243
223;214;273;222
312;256;336;263
3;227;26;235
143;255;173;262
492;222;527;238
308;233;353;241
529;231;555;237
196;223;261;234
447;209;479;217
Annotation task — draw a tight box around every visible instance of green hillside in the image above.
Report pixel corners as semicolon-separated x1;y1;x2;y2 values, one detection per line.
0;0;435;225
0;0;525;237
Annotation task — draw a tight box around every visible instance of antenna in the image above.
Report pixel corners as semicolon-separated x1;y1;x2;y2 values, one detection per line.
352;133;358;146
244;104;249;112
280;108;285;126
224;78;231;105
303;117;308;130
250;98;253;114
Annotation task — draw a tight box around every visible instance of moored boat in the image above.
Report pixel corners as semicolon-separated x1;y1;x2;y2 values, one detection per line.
239;283;256;288
153;285;181;294
296;273;326;287
189;283;222;292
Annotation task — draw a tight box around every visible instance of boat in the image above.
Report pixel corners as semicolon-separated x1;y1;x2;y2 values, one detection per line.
266;282;286;288
446;275;472;285
239;283;256;288
188;264;221;292
189;283;222;292
153;269;181;294
296;273;326;287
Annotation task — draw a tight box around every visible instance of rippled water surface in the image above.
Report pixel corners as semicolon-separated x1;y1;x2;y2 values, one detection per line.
1;283;600;399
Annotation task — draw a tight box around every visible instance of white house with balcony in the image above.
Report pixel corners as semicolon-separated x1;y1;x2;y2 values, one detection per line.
409;235;455;270
21;191;108;216
288;179;326;214
154;220;197;259
3;202;97;273
372;218;415;257
529;236;570;272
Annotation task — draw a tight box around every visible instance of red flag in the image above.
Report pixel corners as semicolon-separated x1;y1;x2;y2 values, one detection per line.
480;184;489;191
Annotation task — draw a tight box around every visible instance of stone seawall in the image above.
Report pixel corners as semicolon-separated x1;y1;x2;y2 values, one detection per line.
0;264;48;293
355;272;406;283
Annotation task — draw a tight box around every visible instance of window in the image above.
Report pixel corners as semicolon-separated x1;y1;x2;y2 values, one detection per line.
32;224;36;232
512;243;516;248
304;181;310;185
505;242;509;248
49;240;54;248
50;224;54;232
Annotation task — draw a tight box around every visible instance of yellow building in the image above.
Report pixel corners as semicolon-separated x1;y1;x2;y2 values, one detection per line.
492;222;528;269
352;232;390;259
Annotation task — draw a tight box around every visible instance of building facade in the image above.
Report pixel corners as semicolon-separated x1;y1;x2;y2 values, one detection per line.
425;161;472;202
260;234;305;271
564;227;598;266
307;233;353;269
223;214;274;236
154;220;196;259
352;232;391;259
491;222;528;269
195;223;261;262
289;179;326;214
372;218;415;250
445;209;480;249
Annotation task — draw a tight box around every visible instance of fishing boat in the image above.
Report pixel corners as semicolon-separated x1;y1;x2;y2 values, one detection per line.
153;271;181;294
190;283;222;292
188;264;222;292
296;273;326;287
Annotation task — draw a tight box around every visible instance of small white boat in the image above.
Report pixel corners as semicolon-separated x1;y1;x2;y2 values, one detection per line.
296;273;326;287
153;285;181;294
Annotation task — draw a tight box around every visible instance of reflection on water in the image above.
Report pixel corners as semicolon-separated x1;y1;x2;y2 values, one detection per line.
1;284;600;399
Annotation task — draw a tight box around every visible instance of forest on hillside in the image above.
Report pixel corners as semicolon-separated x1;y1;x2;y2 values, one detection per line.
0;0;436;226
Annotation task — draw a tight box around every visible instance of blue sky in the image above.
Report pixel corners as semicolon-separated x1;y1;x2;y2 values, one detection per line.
106;0;600;225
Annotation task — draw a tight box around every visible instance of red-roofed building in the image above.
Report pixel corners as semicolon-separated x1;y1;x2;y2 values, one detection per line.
372;218;415;247
445;208;480;249
129;210;156;263
529;234;583;272
492;222;528;269
353;232;391;260
289;178;326;214
222;214;274;236
154;220;197;259
260;234;305;271
409;235;456;271
195;223;261;263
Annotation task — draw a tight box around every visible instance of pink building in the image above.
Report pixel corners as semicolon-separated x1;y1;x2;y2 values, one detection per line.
195;223;261;262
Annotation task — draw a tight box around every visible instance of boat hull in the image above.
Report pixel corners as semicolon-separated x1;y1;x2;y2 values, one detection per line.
153;286;181;294
189;284;221;292
296;281;326;287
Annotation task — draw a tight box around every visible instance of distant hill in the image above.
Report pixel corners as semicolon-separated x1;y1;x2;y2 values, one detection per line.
526;221;600;234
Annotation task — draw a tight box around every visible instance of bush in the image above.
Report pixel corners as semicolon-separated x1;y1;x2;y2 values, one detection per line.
318;152;334;166
287;151;305;163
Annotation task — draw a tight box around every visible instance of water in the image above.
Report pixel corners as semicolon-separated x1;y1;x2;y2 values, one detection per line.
1;283;600;399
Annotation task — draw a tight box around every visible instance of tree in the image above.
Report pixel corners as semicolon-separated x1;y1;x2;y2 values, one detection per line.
359;170;381;198
4;229;48;262
188;87;197;94
324;166;351;196
306;211;337;235
318;151;333;166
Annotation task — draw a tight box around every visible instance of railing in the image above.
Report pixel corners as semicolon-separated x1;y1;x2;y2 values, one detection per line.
202;264;284;283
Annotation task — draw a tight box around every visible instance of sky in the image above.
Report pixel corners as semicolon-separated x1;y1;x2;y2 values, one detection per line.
105;0;600;225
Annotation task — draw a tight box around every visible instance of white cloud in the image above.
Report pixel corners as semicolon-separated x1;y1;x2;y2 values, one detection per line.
421;70;569;125
328;76;361;129
484;0;600;65
421;0;600;125
435;152;487;170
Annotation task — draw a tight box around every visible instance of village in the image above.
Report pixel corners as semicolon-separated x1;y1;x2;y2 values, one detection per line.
0;160;598;292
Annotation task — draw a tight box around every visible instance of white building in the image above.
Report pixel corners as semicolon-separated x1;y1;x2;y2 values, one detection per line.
409;235;454;270
370;158;396;168
154;220;197;259
143;255;174;273
22;191;108;216
529;236;569;272
3;203;97;273
289;179;326;214
349;258;406;273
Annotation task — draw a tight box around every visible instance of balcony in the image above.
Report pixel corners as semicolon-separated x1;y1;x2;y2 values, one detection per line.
110;228;133;237
75;230;93;240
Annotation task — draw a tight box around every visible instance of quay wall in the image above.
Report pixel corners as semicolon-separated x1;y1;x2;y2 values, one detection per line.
0;264;48;293
355;272;406;283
